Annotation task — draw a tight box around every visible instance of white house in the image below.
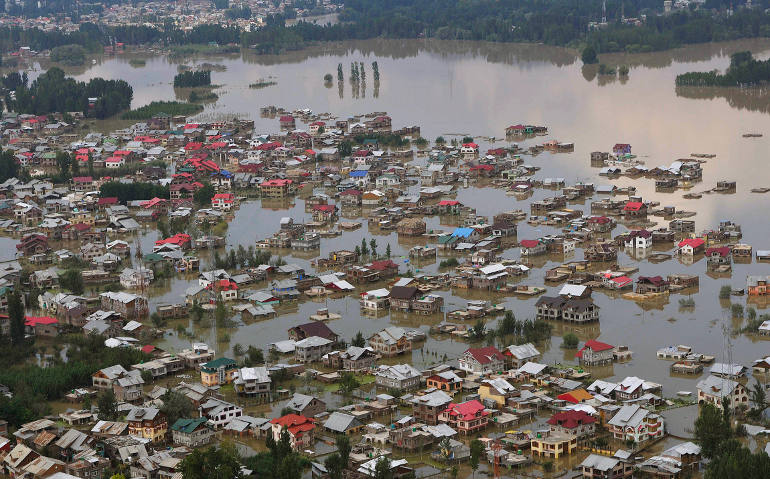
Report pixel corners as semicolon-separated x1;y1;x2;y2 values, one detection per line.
696;375;749;410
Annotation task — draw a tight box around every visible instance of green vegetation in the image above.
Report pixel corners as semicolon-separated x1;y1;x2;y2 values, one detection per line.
59;269;84;294
0;334;147;426
188;90;219;103
8;67;132;118
128;58;146;67
731;303;744;318
678;297;695;308
694;399;770;478
677;51;770;87
122;100;203;120
562;332;579;349
351;331;366;347
323;73;333;83
180;444;242;479
494;310;553;345
100;181;170;203
249;79;278;89
242;428;311;479
174;70;212;88
159;390;194;426
581;45;598;64
719;285;732;299
50;44;86;65
469;439;484;478
0;149;20;183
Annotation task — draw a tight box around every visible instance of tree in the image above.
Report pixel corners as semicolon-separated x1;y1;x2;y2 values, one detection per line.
337;63;343;82
55;151;72;179
0;149;19;183
245;345;264;366
751;379;766;412
324;73;333;83
97;389;118;421
60;269;84;294
179;445;242;479
385;243;391;258
373;456;392;479
324;453;344;479
562;333;579;349
160;390;194;426
581;45;598;64
705;438;770;479
351;331;366;348
339;372;360;394
469;439;484;478
694;402;731;459
470;319;486;340
360;238;369;256
369;238;377;257
7;291;25;346
194;182;215;206
336;434;351;466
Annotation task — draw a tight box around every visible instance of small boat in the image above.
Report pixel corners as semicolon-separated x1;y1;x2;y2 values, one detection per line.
92;59;96;65
677;391;692;397
742;133;763;138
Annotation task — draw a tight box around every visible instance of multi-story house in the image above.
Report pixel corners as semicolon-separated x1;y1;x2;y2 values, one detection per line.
438;400;489;435
126;408;167;443
411;390;453;425
294;336;333;363
576;340;615;366
425;370;463;394
580;454;633;479
531;430;577;458
113;370;145;402
199;398;243;429
696;375;748;410
200;358;238;387
269;415;315;450
285;393;326;418
478;378;517;407
607;405;664;444
171;418;214;448
546;410;597;439
458;347;505;375
233;367;271;400
375;364;422;391
368;326;412;357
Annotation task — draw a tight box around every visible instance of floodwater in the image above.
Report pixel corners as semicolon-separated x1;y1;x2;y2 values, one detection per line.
14;39;770;431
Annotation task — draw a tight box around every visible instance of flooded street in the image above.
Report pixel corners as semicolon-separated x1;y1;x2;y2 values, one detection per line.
15;38;770;413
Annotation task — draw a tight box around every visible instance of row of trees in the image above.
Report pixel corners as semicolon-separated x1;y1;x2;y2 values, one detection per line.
173;70;212;88
5;3;770;57
676;51;770;86
99;181;170;203
8;67;133;118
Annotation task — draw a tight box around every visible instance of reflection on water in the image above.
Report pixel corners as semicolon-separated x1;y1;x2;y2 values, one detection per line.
676;84;770;115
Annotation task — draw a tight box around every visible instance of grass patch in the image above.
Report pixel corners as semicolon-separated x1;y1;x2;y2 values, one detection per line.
129;58;146;67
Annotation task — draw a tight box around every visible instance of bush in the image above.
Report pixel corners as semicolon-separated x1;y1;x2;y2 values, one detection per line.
50;44;86;66
439;258;459;268
562;333;579;349
581;45;598;64
731;303;744;318
678;298;695;308
719;285;732;299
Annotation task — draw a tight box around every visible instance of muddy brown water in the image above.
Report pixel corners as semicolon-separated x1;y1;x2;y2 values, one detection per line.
10;40;770;459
